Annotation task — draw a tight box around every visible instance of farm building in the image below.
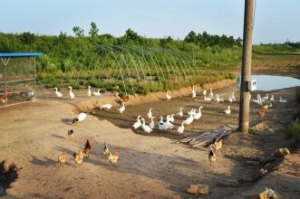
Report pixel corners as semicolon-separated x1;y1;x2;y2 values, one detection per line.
0;53;43;107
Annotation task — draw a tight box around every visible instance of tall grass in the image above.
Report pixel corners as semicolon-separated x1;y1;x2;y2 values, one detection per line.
288;121;300;140
296;86;300;104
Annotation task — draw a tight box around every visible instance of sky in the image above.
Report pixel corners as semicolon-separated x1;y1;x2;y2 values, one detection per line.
0;0;300;44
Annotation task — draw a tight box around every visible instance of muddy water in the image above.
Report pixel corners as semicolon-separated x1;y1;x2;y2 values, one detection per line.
92;86;240;140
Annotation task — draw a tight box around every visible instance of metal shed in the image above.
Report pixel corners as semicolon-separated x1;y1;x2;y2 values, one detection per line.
0;52;43;107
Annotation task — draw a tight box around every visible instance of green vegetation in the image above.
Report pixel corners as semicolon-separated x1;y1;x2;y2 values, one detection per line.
1;23;300;95
288;121;300;140
287;106;300;140
296;86;300;104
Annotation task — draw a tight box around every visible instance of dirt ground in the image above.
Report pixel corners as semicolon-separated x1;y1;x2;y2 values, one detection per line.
0;66;299;199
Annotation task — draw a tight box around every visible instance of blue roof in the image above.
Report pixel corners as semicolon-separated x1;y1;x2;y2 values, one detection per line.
0;52;43;58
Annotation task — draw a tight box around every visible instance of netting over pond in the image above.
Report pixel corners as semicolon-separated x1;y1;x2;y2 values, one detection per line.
0;53;42;107
40;45;235;97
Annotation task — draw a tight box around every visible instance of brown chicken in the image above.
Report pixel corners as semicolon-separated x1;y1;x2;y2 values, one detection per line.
122;95;129;103
210;138;223;152
73;150;84;165
68;129;74;137
83;139;92;158
108;149;120;167
58;150;67;167
257;108;266;121
103;142;110;158
208;149;216;166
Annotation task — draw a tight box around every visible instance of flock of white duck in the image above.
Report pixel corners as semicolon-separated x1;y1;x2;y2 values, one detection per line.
252;93;287;106
130;87;237;135
55;85;289;135
54;85;236;133
54;86;102;100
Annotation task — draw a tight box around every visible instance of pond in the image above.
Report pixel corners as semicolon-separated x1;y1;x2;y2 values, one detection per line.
237;75;300;91
252;75;300;91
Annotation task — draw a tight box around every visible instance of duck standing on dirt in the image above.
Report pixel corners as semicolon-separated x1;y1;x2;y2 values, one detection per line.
191;86;196;100
132;115;142;129
72;112;88;124
68;86;75;100
224;106;231;115
54;87;63;98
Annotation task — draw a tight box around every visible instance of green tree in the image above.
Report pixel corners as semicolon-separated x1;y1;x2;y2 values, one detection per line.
19;32;35;46
89;22;99;37
73;26;84;37
57;32;67;44
184;31;197;43
160;36;173;47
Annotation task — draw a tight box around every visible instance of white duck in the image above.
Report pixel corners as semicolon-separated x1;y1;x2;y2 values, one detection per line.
117;102;126;114
252;94;263;105
141;118;152;133
92;88;101;96
176;107;184;118
87;86;92;97
187;108;196;116
270;94;275;102
54;87;63;98
204;95;212;101
168;114;175;123
262;94;269;102
68;86;75;100
231;91;236;102
177;121;186;134
165;115;174;129
193;106;203;120
147;108;153;119
209;88;214;98
158;116;167;130
73;112;87;124
166;91;172;100
149;116;155;129
184;114;194;125
203;89;207;96
224;106;231;115
191;86;196;100
132;115;142;129
279;96;287;103
228;95;233;103
215;94;224;103
101;103;113;110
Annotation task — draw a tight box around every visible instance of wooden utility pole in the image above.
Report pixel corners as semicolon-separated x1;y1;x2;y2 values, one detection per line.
238;0;254;133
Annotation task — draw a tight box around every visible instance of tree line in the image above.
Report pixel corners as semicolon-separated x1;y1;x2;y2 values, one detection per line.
0;22;298;75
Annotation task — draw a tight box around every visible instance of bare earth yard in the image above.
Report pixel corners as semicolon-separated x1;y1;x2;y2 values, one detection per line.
0;65;299;199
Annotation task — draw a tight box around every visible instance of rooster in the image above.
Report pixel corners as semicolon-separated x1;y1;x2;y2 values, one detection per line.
257;108;266;122
210;138;223;152
58;150;67;167
83;139;92;158
208;146;216;166
103;142;110;158
123;95;129;104
108;149;120;167
67;129;74;137
73;150;84;165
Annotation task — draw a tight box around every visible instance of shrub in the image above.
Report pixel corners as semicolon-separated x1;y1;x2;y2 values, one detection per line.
296;86;300;104
288;121;300;140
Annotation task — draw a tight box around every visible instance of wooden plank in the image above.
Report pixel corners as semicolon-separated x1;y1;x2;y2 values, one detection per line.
178;130;232;147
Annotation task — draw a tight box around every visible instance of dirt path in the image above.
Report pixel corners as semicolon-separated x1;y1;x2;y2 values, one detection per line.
0;73;299;198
